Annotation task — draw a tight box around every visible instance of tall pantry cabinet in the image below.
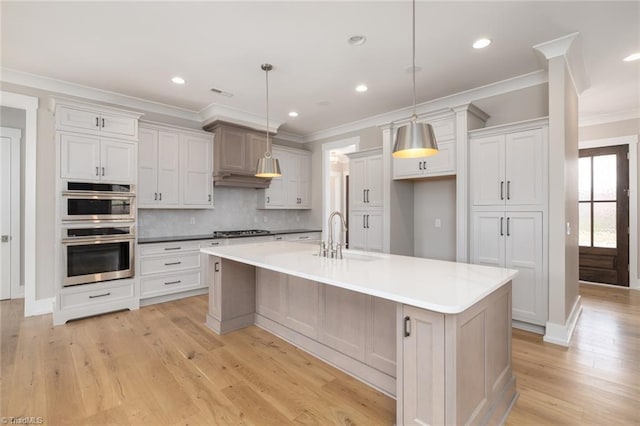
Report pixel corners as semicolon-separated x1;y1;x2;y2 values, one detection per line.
469;118;549;327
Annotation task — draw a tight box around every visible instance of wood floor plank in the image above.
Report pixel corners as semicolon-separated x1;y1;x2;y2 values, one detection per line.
1;283;638;425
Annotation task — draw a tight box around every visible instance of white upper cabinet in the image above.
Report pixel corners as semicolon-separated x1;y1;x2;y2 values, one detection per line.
393;116;456;180
349;150;383;209
258;146;311;209
59;133;136;183
470;123;546;207
56;104;139;140
138;123;213;209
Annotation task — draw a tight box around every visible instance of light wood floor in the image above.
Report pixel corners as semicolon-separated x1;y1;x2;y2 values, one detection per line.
1;284;638;425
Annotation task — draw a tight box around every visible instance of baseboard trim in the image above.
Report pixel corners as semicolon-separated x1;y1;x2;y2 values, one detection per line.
543;296;582;347
24;297;54;317
512;320;545;335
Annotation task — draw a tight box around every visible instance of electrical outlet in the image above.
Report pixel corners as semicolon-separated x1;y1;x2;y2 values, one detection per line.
566;222;571;235
435;218;441;228
189;216;196;225
263;215;268;223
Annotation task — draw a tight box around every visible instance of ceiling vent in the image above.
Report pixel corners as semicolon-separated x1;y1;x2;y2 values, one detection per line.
210;88;234;97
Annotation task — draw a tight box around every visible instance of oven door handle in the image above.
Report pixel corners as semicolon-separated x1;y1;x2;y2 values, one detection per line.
62;191;136;197
62;236;135;245
62;193;136;200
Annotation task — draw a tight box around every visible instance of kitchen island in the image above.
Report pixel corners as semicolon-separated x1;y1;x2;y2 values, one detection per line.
201;241;519;425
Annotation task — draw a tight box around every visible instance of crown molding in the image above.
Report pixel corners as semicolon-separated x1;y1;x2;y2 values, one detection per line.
198;102;283;133
533;32;590;95
274;131;305;144
579;107;640;128
303;69;547;143
0;67;200;121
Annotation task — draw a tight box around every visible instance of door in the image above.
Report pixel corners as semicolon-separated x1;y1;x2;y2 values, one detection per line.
578;145;630;286
505;128;544;206
137;127;159;206
1;128;21;300
182;134;212;206
157;131;181;205
60;133;101;181
471;135;505;206
101;139;136;183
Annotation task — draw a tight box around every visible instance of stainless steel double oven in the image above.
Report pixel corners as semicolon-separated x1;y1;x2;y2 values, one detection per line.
61;182;136;286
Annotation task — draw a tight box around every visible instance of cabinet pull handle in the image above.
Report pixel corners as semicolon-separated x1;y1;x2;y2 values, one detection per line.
164;247;181;251
101;167;105;176
299;236;309;239
267;196;270;204
500;217;504;236
500;181;504;200
164;261;182;266
404;316;411;337
214;262;220;272
210;242;220;245
507;181;511;200
366;189;370;203
208;194;211;202
419;161;423;170
154;192;158;201
275;236;283;240
159;193;162;201
96;166;99;176
95;117;100;127
363;215;366;228
101;118;105;128
366;214;370;229
363;189;366;203
507;217;511;236
89;292;111;299
422;161;427;171
164;280;182;285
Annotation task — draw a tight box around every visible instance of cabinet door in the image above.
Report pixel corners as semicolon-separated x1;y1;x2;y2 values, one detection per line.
101;139;136;183
471;211;505;268
424;139;455;176
263;148;286;207
349;158;367;209
505;212;545;325
366;296;397;376
298;153;311;208
365;155;383;207
348;211;367;250
505;129;544;206
218;127;247;173
284;151;300;207
182;134;212;206
319;286;367;360
60;133;101;181
208;256;222;320
100;113;137;138
283;275;319;338
365;211;384;252
157;131;181;206
246;133;268;175
57;106;100;133
471;135;505;206
137;127;159;206
402;305;445;426
256;268;285;324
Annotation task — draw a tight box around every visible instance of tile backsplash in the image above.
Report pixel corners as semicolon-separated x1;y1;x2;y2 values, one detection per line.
138;187;313;237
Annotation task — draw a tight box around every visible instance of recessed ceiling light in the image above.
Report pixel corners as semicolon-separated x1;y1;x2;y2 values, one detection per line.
348;35;367;46
473;38;492;49
355;84;368;93
288;111;299;117
623;52;640;62
171;76;186;85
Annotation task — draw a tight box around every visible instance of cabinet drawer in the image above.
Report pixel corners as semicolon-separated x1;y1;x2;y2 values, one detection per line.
200;239;227;248
139;241;201;256
140;252;200;275
60;281;134;309
226;235;275;245
140;270;202;297
283;232;321;242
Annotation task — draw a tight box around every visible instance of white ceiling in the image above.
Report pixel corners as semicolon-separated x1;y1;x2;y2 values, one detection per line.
1;1;638;136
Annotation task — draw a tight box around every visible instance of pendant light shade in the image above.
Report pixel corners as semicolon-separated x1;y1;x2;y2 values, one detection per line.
255;63;282;178
392;0;438;159
392;116;438;158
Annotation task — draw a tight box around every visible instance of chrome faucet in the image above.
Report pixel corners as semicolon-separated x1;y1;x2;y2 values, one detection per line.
323;211;347;259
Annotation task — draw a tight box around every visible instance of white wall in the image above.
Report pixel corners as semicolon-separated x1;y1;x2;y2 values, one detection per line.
473;84;549;127
580;118;640;283
413;177;457;261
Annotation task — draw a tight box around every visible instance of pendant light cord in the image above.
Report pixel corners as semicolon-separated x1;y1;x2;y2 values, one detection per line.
412;0;416;117
265;66;270;146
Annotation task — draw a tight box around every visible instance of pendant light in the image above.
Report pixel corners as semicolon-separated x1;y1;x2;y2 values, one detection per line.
392;0;438;159
255;63;282;178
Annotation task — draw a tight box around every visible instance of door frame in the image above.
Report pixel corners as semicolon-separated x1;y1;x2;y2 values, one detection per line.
579;135;638;290
321;137;359;242
0;127;23;299
0;91;44;315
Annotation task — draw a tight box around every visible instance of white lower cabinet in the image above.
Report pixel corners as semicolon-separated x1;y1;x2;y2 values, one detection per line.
471;211;546;325
255;269;397;381
349;210;383;252
138;240;213;300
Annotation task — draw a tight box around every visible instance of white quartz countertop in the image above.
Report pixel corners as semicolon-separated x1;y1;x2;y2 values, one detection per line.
201;241;518;314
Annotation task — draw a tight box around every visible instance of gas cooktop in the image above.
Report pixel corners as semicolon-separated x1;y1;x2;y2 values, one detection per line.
213;229;272;238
